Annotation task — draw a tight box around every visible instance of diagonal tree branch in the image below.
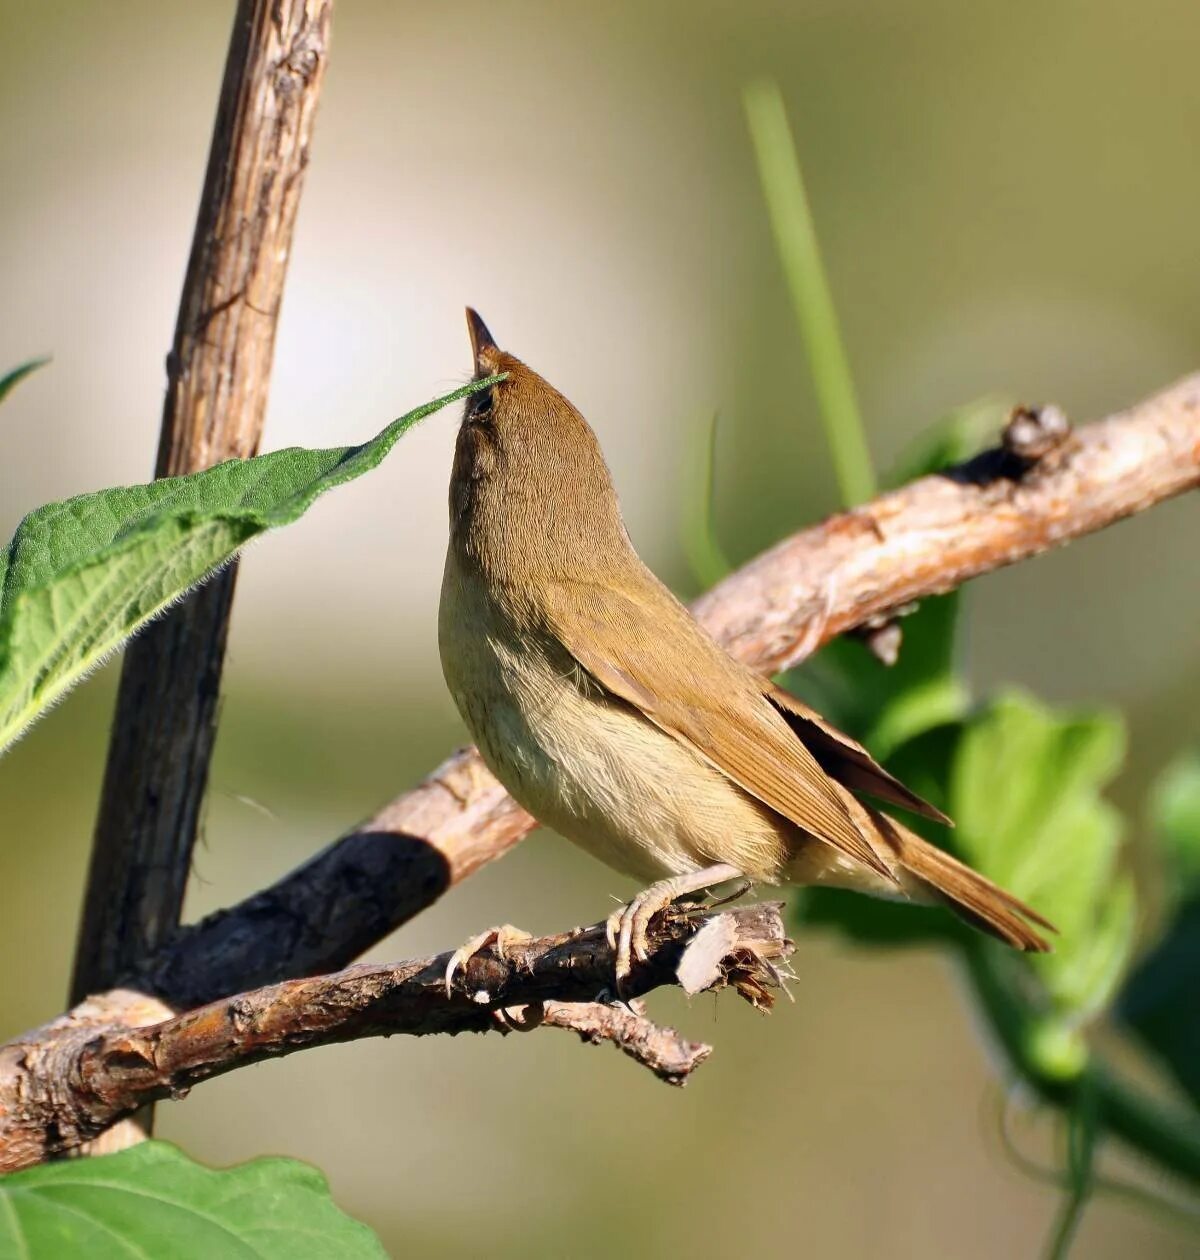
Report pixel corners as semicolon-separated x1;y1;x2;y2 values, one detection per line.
693;380;1200;671
68;1;333;1148
128;373;1200;1008
2;905;788;1169
4;373;1196;1171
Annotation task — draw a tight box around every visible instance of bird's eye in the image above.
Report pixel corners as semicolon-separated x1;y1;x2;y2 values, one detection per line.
468;388;493;422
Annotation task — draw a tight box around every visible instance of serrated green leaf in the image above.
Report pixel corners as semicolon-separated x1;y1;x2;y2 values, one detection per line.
0;377;498;755
1056;874;1137;1017
0;357;49;408
950;691;1134;1019
0;1140;385;1259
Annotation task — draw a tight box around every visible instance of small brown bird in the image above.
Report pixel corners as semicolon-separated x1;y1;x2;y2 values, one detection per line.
439;310;1052;989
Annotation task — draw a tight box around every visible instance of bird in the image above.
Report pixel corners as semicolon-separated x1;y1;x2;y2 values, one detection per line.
438;309;1053;991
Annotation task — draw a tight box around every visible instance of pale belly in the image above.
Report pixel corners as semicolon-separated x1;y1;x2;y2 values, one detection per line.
439;576;790;885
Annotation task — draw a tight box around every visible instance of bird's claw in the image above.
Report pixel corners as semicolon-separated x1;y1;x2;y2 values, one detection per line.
491;1003;544;1032
604;866;749;996
594;987;646;1016
444;924;533;998
608;887;694;996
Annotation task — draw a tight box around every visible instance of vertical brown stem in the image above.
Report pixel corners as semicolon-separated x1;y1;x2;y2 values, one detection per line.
69;0;334;1141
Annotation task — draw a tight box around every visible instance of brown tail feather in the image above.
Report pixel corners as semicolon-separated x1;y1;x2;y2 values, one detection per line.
886;818;1054;952
814;786;1055;952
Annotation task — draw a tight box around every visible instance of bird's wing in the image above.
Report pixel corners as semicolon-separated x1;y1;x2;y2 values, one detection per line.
543;578;898;881
764;683;952;826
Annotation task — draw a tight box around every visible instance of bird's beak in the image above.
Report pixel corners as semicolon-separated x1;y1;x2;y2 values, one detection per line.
465;307;500;377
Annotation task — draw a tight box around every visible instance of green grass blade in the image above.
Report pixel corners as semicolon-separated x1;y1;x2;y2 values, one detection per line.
744;79;876;507
0;356;50;407
680;411;734;590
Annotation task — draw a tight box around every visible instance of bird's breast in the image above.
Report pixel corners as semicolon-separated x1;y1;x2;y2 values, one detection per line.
438;555;790;885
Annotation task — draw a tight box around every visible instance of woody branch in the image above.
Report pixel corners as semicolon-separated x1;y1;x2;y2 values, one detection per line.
1;905;789;1170
72;0;333;1155
137;371;1200;1008
0;372;1196;1170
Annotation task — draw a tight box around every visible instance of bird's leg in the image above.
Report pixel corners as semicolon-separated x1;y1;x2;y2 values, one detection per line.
606;864;745;993
444;924;533;998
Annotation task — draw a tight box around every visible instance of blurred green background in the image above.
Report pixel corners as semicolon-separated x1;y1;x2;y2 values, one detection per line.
1;1;1197;1256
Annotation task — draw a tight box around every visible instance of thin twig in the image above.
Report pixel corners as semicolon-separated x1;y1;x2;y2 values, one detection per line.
1;905;788;1168
539;1002;712;1085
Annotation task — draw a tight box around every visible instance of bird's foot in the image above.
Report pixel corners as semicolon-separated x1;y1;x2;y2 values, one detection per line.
444;923;533;998
604;864;745;995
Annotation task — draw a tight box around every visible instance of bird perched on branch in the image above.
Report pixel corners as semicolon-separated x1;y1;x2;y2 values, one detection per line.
439;310;1052;991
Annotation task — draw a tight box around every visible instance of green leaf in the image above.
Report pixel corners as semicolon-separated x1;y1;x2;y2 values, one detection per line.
1118;750;1200;1107
794;599;968;760
0;377;497;755
951;691;1135;1021
0;1140;385;1259
0;357;49;408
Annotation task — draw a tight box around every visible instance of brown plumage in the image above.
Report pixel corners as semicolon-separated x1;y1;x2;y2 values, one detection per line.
439;310;1053;981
